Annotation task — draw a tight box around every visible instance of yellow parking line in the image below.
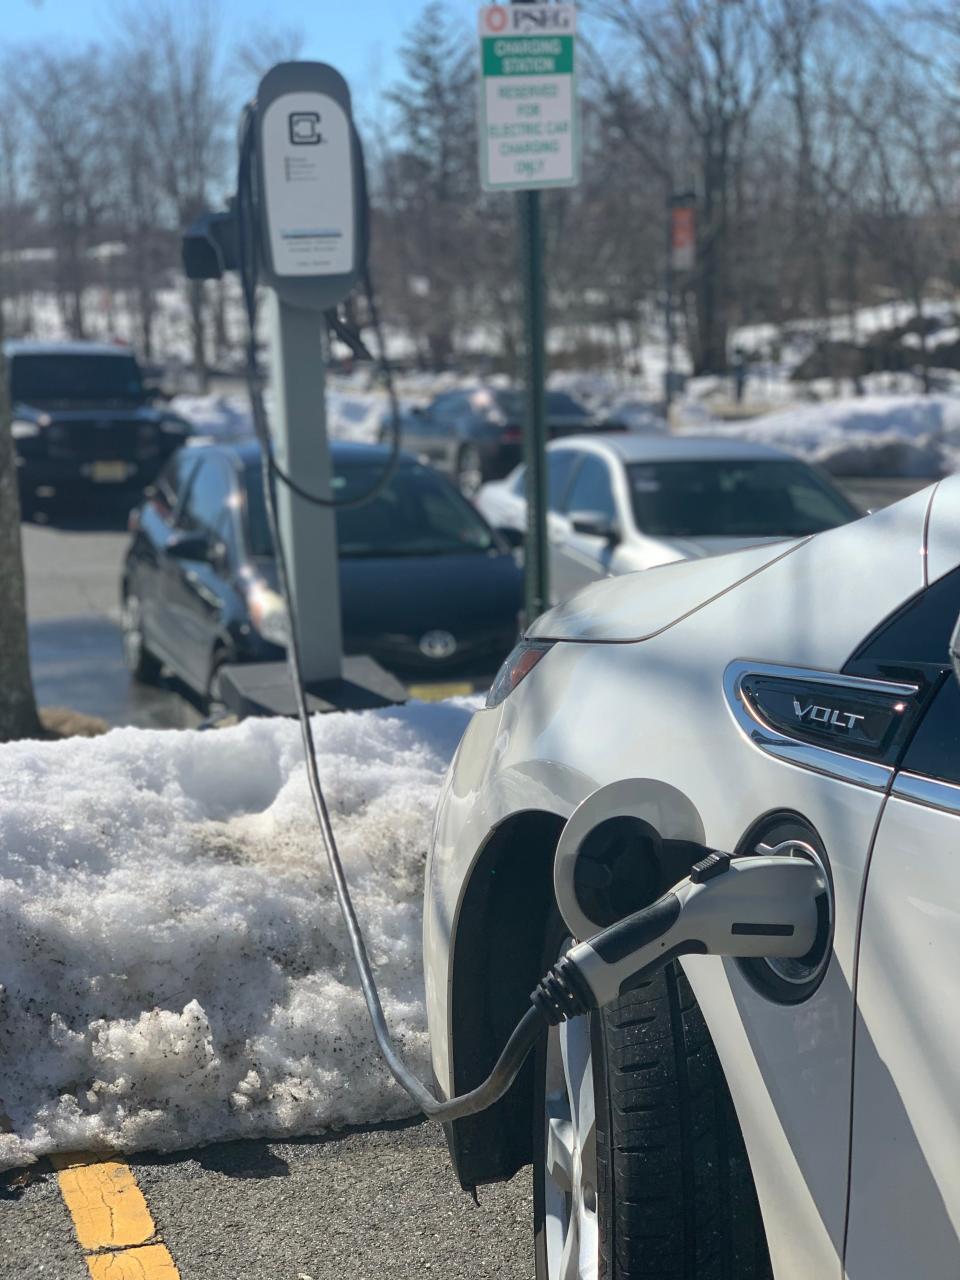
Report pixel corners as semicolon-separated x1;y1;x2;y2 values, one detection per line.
50;1152;180;1279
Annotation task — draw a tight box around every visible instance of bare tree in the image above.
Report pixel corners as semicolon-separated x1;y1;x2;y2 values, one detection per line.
591;0;787;373
381;4;477;367
119;1;229;387
16;49;112;339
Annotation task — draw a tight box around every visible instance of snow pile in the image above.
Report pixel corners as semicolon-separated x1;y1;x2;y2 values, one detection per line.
688;394;960;476
0;701;476;1170
170;392;253;442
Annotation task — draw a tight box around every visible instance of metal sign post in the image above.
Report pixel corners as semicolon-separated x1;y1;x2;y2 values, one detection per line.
479;2;579;623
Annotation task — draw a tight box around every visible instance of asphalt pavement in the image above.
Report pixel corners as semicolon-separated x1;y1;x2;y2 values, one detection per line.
2;1122;534;1280
22;509;202;730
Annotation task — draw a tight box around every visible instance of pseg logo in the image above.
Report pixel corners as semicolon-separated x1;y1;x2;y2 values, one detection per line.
482;5;573;34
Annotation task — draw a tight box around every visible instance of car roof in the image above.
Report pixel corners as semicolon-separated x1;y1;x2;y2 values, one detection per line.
4;339;139;359
203;438;420;470
552;432;799;464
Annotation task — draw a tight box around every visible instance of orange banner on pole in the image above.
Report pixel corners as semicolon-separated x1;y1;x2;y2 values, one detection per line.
670;206;696;271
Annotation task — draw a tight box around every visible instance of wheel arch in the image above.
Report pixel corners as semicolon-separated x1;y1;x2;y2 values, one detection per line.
444;808;566;1191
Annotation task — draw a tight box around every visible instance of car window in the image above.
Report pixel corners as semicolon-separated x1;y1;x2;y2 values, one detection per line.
9;353;144;403
179;457;234;539
495;390;588;419
899;678;960;785
847;565;960;669
154;452;197;516
507;451;581;511
626;459;857;537
564;454;616;520
431;394;466;426
245;460;495;558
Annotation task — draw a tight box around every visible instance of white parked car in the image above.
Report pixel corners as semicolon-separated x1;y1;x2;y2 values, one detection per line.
424;476;960;1278
475;434;861;603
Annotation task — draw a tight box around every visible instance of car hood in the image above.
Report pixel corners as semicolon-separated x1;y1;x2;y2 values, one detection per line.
14;401;167;423
529;539;803;643
258;550;523;636
528;483;939;666
645;533;789;563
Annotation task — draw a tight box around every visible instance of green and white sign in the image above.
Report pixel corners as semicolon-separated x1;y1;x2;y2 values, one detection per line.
478;4;580;192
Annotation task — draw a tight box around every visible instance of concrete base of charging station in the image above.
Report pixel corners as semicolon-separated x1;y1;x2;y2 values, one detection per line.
219;658;407;719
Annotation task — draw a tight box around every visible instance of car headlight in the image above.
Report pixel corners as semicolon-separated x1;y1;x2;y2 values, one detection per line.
486;639;553;708
11;419;40;439
248;582;289;647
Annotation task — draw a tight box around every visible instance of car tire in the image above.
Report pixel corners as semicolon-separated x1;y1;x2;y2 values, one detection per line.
533;917;772;1280
121;589;162;684
205;660;230;720
456;444;484;499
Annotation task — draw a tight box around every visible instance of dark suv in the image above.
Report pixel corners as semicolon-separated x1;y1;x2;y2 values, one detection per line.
8;341;190;509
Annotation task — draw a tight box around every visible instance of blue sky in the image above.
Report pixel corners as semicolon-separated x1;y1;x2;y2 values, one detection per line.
2;0;480;110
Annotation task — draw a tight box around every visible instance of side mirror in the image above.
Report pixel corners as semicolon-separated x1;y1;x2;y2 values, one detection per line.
569;510;620;544
165;530;210;561
951;612;960;688
495;525;525;550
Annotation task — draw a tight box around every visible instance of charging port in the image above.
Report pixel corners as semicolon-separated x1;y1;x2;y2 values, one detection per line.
736;814;835;1003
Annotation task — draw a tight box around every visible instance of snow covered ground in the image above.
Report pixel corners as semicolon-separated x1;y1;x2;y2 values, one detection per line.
0;700;477;1171
683;393;960;476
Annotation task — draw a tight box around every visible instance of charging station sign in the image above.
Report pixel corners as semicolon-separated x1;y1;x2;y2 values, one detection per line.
478;4;579;192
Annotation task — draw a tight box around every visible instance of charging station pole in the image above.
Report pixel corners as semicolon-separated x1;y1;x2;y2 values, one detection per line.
268;294;342;681
182;61;407;717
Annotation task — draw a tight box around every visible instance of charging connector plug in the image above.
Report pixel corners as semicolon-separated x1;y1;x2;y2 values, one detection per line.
532;853;825;1023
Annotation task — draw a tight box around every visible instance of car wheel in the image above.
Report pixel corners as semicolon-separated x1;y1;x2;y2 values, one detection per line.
121;590;162;684
205;661;229;719
533;919;772;1280
456;444;484;499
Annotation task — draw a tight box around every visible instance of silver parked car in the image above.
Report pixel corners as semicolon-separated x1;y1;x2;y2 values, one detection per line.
475;433;860;602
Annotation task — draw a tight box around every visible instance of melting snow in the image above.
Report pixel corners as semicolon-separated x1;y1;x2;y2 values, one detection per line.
0;700;476;1169
686;393;960;476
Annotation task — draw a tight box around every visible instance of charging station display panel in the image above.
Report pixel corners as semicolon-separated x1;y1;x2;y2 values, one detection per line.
261;91;355;278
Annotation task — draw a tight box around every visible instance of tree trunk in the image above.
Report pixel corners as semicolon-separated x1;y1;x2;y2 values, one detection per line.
188;279;208;393
0;301;42;742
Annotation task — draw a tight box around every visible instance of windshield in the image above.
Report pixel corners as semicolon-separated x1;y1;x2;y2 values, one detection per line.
627;459;859;538
9;353;144;404
245;460;496;558
495;390;588;419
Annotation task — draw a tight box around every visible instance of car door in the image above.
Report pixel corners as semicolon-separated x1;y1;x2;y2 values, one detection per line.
551;450;620;600
159;455;235;692
844;565;960;1279
136;451;199;651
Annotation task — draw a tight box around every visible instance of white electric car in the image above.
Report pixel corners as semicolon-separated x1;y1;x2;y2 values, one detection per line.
424;475;960;1279
474;434;860;603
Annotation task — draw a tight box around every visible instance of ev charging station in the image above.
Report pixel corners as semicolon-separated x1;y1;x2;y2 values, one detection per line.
181;59;830;1136
183;62;404;718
